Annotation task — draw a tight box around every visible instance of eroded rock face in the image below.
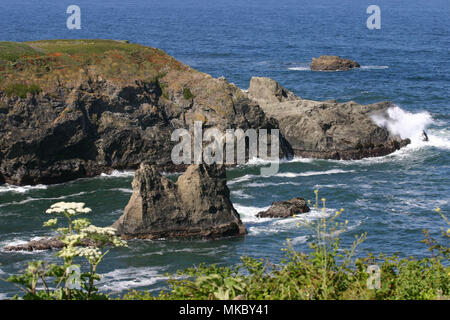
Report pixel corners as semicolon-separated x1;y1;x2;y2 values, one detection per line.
247;77;299;104
310;55;360;71
113;163;246;239
0;41;291;186
246;77;410;160
256;197;310;218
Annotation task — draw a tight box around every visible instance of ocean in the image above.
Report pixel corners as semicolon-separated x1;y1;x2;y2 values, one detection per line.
0;0;449;298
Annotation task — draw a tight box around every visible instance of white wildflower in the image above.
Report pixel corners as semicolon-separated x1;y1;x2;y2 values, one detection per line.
81;225;116;236
45;202;92;215
77;247;102;263
56;246;79;259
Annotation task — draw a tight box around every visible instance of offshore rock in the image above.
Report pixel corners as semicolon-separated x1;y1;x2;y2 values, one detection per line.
256;197;310;218
310;55;360;71
113;163;246;239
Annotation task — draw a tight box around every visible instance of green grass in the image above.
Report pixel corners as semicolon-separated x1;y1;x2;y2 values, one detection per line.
0;42;40;62
4;83;42;98
23;39;145;56
0;39;187;92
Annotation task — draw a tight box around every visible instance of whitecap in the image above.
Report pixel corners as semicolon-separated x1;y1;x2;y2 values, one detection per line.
227;174;256;185
233;204;271;223
274;169;355;178
360;65;389;70
100;170;135;178
97;266;169;292
0;184;48;194
0;191;94;208
288;66;310;71
110;188;133;194
230;190;254;199
371;105;433;141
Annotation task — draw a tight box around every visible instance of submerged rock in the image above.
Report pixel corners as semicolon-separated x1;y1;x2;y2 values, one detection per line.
257;197;310;218
113;163;246;239
246;77;410;160
310;55;360;71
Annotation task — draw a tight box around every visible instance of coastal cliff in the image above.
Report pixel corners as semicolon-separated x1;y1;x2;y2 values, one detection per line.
0;40;288;185
0;40;409;185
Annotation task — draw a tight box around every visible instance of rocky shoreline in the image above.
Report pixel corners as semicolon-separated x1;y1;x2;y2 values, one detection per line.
246;77;410;160
0;40;410;186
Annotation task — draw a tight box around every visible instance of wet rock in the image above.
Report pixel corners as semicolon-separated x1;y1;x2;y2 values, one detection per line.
310;55;360;71
113;163;246;239
257;197;310;218
3;237;96;251
247;77;410;160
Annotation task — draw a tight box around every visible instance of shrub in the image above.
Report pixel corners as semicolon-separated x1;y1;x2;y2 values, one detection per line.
4;83;42;98
125;195;449;300
183;87;194;100
3;202;127;300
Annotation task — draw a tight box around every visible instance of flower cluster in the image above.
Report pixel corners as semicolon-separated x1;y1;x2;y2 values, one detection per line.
45;202;92;215
81;225;116;236
77;247;102;264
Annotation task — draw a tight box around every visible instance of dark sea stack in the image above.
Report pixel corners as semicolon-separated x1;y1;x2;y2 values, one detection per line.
257;197;310;218
246;77;410;160
310;55;360;71
0;40;291;186
112;163;246;240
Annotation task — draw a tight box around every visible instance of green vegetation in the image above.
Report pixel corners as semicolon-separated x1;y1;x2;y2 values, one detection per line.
2;202;127;300
183;87;194;100
3;195;449;300
0;39;188;92
0;42;39;62
4;83;42;98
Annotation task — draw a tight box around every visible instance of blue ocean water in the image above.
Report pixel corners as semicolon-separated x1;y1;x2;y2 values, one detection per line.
0;0;449;298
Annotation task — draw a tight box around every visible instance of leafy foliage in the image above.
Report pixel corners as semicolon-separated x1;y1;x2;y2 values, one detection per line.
3;202;127;300
4;83;42;98
125;198;449;301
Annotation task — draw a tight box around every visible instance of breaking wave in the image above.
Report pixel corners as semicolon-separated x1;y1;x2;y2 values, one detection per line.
0;184;47;194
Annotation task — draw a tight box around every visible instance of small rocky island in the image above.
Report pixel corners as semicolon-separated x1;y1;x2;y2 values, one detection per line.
310;55;360;71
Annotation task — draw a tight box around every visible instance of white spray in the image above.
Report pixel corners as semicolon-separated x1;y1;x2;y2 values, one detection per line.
371;105;433;140
370;105;450;150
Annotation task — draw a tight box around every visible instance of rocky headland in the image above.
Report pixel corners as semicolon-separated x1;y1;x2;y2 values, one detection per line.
0;40;288;186
246;77;410;160
0;40;409;185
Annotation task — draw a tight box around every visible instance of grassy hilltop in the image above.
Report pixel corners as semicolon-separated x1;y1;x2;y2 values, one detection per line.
0;39;189;96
